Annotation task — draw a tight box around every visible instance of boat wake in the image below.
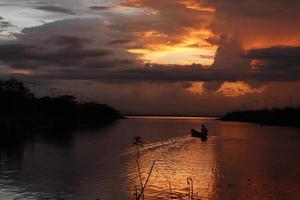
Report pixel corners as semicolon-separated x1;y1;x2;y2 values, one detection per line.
124;134;194;156
142;135;192;152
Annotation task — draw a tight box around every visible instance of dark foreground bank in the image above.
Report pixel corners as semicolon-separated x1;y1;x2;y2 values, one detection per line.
0;79;123;132
222;107;300;127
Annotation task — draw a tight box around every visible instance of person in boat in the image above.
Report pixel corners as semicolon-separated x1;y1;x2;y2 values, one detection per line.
201;124;208;137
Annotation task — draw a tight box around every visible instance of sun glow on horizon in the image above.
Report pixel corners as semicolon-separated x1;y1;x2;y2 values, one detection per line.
128;47;215;65
127;30;217;65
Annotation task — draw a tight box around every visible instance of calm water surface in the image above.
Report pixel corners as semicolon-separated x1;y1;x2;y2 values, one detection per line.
0;117;300;199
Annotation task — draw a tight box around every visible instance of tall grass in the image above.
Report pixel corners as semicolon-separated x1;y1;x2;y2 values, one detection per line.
133;136;156;200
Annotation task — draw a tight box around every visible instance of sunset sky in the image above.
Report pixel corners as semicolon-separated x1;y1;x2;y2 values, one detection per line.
0;0;300;115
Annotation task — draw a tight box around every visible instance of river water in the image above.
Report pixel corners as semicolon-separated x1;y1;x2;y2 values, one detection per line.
0;117;300;199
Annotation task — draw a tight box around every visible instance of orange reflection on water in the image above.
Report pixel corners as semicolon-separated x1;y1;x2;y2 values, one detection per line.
125;136;217;199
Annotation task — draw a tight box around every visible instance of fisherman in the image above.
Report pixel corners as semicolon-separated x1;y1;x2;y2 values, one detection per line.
201;124;208;137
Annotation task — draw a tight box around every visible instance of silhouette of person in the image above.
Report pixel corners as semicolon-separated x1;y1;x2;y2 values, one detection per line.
201;124;208;137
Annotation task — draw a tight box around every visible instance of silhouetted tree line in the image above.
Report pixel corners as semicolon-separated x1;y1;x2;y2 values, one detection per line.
222;107;300;127
0;79;123;132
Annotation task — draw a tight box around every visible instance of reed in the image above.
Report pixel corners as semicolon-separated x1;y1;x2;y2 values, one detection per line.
169;181;173;200
133;136;156;200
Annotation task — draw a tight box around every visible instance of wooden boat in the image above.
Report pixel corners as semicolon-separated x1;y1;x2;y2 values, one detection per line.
191;129;208;140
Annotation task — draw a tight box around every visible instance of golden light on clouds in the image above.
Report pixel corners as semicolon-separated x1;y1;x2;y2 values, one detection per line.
128;47;215;65
128;30;217;65
186;82;205;95
217;82;266;97
180;1;215;13
11;69;33;75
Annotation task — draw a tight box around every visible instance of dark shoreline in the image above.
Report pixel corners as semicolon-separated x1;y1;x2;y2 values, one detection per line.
221;107;300;127
0;79;124;133
126;115;220;118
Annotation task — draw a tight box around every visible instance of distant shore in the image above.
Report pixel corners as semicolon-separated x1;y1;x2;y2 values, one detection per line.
126;115;219;119
221;107;300;127
125;113;221;118
0;79;124;133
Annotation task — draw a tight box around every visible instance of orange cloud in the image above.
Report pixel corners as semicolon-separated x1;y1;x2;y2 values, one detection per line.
186;82;205;95
217;82;266;97
180;0;215;13
118;0;216;65
128;30;217;65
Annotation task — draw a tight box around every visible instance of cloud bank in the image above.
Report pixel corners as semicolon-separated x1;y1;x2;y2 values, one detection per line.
0;0;299;115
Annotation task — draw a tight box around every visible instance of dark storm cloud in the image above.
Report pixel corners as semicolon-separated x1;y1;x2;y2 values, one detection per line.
247;67;300;83
242;46;300;82
77;58;141;70
0;39;112;69
0;16;10;27
245;46;300;64
0;16;14;32
36;5;76;15
211;35;250;71
2;34;300;84
0;44;34;62
21;64;237;84
0;17;142;73
0;7;299;86
118;64;236;83
107;39;131;45
46;35;93;47
209;37;300;84
89;6;123;11
89;6;108;10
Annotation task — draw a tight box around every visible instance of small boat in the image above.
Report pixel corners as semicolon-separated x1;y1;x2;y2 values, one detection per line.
191;129;208;140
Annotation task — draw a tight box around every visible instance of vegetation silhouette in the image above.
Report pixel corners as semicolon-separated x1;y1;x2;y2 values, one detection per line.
0;78;123;133
222;107;300;127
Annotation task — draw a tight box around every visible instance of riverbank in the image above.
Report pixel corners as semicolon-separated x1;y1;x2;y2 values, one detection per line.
0;79;124;133
221;107;300;127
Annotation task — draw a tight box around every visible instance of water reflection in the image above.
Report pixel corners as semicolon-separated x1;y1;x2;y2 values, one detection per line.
125;135;217;199
0;117;300;199
214;122;300;200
